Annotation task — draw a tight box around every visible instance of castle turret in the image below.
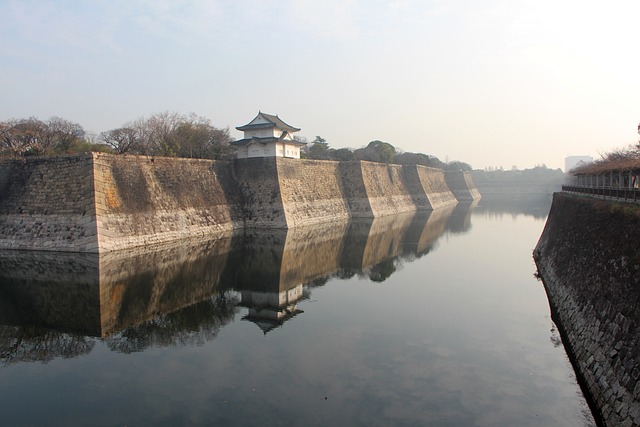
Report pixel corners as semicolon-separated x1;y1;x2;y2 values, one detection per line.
232;112;305;159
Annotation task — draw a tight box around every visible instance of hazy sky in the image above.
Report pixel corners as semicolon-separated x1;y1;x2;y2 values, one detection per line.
2;0;639;170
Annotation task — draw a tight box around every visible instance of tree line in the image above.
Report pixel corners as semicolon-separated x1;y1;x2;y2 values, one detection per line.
301;136;472;171
0;112;235;160
565;122;640;173
0;116;93;157
1;112;472;170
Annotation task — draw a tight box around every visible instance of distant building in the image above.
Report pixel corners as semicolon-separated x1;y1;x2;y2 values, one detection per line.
565;155;593;173
232;112;305;159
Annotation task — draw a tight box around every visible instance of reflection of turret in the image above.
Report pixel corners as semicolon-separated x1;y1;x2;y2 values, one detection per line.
222;222;349;332
222;222;349;293
0;202;477;362
239;284;304;334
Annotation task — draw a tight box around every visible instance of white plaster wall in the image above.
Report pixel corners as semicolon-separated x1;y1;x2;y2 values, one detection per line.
283;143;300;159
248;144;265;158
244;128;275;138
236;146;249;159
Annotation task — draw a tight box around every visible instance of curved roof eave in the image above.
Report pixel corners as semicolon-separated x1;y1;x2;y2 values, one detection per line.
236;112;301;133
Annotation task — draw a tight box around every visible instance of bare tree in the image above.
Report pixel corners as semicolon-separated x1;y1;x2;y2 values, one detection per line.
99;127;140;154
46;116;85;152
144;111;184;156
0;117;48;156
0;117;87;157
1;112;234;159
120;112;235;159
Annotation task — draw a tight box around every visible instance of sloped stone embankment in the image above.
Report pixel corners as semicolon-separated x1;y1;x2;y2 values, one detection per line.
534;192;640;426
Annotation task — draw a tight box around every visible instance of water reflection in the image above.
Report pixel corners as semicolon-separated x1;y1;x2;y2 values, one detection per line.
474;195;553;219
0;203;474;362
445;201;478;234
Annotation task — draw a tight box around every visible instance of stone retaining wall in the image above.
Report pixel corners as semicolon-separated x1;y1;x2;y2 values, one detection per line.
94;154;240;251
233;157;287;228
534;192;640;426
0;155;98;252
445;170;482;202
0;154;481;252
277;158;350;227
359;161;417;217
415;166;459;209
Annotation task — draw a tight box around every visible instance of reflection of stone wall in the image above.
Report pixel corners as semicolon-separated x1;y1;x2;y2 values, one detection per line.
221;222;349;293
224;210;460;293
340;213;419;271
280;222;349;285
99;235;233;336
0;251;101;335
0;235;234;337
359;213;416;269
445;201;478;234
0;202;474;347
405;205;457;255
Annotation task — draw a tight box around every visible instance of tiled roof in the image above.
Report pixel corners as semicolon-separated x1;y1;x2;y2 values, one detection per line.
236;112;301;132
231;136;306;147
231;137;278;146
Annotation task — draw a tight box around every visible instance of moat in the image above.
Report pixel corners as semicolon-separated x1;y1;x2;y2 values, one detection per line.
0;199;596;426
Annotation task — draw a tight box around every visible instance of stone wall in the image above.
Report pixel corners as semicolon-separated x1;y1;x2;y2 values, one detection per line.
534;192;640;426
0;154;482;252
93;154;240;251
359;161;417;216
339;161;374;217
236;158;460;225
233;157;287;227
414;166;459;209
0;155;98;252
276;158;350;227
445;170;482;202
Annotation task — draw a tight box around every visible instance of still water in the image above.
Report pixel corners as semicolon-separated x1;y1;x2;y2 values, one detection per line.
0;200;596;426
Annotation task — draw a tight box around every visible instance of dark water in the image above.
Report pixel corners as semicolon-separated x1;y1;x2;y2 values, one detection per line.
0;200;596;426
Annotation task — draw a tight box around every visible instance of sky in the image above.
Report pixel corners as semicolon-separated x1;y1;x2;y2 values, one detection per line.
1;0;639;171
